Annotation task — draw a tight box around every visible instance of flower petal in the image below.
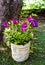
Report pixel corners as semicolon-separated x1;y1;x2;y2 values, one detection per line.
3;22;8;28
11;19;19;24
27;17;34;22
21;22;28;32
31;20;38;27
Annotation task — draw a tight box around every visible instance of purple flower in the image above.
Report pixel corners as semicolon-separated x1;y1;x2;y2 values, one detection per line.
22;22;27;28
3;22;8;28
21;22;28;32
27;17;34;22
31;20;38;27
22;28;27;32
11;19;19;24
27;17;38;27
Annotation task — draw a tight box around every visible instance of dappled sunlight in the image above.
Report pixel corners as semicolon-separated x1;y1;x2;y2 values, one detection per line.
0;47;7;51
23;0;45;9
39;24;45;27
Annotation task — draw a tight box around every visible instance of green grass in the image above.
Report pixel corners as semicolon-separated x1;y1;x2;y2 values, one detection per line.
0;22;45;65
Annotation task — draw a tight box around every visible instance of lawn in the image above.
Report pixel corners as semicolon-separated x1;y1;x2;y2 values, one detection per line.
0;22;45;65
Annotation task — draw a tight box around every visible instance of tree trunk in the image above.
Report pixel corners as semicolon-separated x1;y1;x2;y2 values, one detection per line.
0;0;23;42
10;0;23;20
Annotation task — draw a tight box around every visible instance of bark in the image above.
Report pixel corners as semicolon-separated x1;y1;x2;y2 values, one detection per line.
9;0;23;20
0;0;23;42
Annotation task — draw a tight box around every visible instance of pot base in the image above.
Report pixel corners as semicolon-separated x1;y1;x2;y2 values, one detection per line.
11;42;30;62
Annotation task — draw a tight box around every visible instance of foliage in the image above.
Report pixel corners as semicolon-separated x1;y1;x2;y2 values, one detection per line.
23;0;45;9
3;17;38;46
20;0;45;18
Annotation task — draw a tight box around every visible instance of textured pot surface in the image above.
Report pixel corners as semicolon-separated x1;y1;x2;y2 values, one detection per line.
11;42;30;62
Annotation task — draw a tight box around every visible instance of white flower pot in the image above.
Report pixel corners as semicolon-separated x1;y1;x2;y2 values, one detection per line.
11;42;30;62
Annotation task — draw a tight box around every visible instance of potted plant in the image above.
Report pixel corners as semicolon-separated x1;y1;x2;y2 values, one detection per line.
3;16;38;62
